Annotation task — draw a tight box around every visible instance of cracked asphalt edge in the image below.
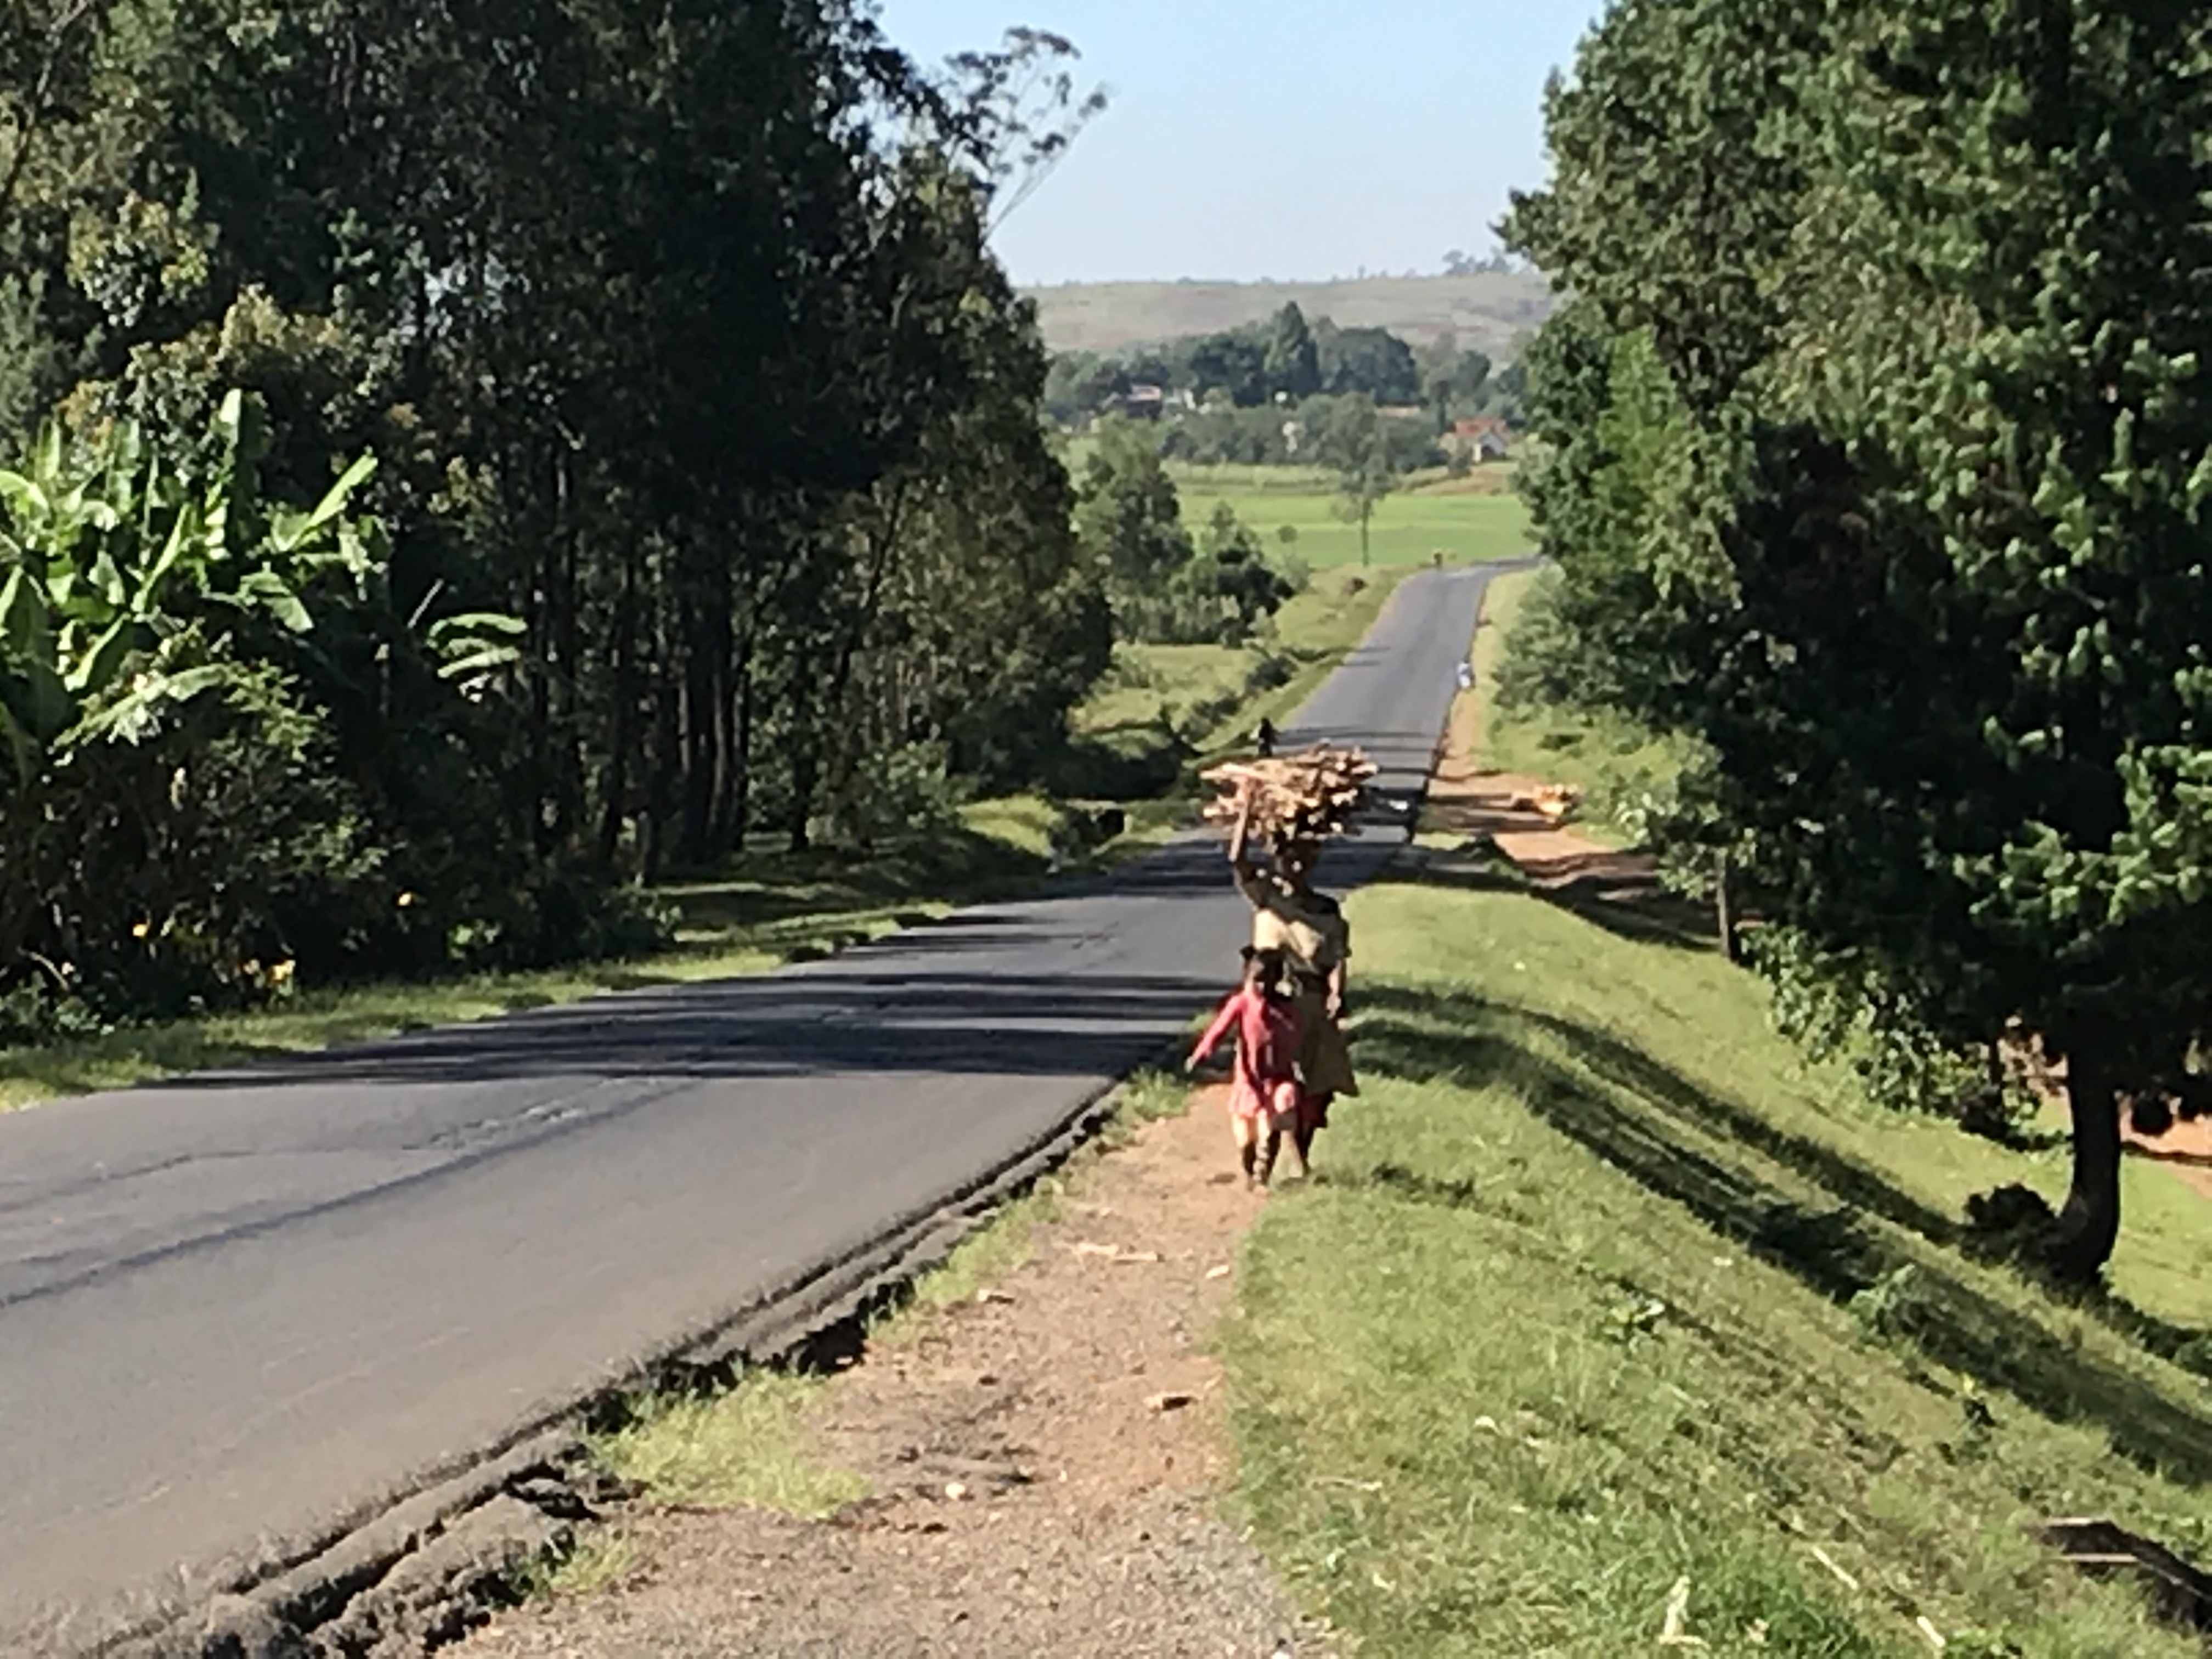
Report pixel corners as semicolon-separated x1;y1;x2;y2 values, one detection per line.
63;1043;1188;1659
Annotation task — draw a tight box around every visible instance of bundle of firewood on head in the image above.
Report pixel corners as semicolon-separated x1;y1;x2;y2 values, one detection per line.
1201;741;1379;859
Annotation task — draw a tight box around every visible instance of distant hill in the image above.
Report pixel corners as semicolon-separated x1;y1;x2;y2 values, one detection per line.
1023;272;1558;360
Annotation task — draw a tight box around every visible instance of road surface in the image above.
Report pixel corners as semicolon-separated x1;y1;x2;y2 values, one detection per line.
0;563;1513;1647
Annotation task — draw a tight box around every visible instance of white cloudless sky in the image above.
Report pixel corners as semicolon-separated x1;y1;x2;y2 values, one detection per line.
871;1;1606;285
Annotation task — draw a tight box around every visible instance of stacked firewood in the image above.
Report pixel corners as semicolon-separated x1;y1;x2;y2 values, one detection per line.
1506;782;1582;824
1201;743;1378;851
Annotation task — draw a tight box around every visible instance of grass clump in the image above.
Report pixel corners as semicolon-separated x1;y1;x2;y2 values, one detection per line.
515;1530;640;1602
1226;872;2212;1657
596;1373;867;1520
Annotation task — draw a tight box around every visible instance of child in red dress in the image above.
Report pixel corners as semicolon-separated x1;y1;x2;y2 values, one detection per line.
1187;946;1305;1189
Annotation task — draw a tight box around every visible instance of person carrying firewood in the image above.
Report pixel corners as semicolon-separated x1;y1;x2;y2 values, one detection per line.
1227;787;1358;1172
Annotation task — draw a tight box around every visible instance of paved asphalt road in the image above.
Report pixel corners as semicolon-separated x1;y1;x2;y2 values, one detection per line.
0;562;1513;1646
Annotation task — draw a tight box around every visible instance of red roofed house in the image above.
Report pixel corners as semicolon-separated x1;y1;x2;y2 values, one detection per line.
1447;416;1514;461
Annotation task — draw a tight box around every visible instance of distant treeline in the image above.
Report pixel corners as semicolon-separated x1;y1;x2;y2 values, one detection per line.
1153;396;1446;473
1043;303;1525;434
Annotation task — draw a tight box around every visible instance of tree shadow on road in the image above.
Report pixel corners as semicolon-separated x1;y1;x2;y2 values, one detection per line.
1350;980;2212;1488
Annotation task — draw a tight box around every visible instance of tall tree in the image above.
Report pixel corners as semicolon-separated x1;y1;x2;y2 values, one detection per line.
1075;416;1196;630
1263;302;1321;401
1311;394;1395;567
0;1;1130;1021
1318;325;1421;404
1508;0;2212;1279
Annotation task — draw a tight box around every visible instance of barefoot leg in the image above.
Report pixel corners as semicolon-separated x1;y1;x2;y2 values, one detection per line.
1232;1114;1261;1186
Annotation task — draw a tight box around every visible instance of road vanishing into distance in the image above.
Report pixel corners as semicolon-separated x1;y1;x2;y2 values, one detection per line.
0;562;1520;1651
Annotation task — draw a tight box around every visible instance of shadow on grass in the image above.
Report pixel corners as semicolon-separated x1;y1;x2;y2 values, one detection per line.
2128;1144;2212;1171
1351;981;2212;1487
661;827;1054;933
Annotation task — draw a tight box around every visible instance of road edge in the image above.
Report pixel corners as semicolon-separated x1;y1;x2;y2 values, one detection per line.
83;1044;1186;1659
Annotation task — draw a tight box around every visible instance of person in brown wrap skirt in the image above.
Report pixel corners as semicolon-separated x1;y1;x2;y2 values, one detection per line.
1227;789;1358;1175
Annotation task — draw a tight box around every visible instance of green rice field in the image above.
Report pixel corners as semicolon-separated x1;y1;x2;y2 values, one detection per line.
1173;462;1533;569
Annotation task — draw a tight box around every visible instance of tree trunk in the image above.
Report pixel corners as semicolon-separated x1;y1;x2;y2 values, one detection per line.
1714;851;1737;963
643;680;679;884
787;685;816;854
704;620;733;856
678;638;716;867
2048;1045;2123;1282
595;572;637;870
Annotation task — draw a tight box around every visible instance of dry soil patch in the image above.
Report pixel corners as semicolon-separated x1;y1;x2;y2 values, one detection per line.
1424;689;1657;897
458;1092;1332;1659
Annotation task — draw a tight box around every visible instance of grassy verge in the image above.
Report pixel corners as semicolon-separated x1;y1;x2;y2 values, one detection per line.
1224;862;2212;1658
1474;567;1695;847
0;812;1070;1113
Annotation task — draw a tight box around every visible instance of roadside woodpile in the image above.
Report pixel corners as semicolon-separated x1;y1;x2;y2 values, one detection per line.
1506;782;1582;825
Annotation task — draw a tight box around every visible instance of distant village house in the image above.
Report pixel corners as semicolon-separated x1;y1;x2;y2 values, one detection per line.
1102;383;1195;421
1445;416;1513;461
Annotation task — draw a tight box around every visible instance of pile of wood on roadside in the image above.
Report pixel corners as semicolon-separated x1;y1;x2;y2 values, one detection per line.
1506;781;1582;824
1201;742;1379;852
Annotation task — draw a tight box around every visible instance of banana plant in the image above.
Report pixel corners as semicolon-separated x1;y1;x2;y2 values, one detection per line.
409;580;529;702
0;390;396;780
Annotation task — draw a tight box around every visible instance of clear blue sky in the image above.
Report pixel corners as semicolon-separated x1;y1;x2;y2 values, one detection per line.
872;1;1606;285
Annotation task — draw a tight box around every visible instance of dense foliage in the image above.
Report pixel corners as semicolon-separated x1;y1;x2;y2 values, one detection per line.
0;4;1114;1032
1507;0;2212;1277
1074;419;1295;645
1043;303;1519;431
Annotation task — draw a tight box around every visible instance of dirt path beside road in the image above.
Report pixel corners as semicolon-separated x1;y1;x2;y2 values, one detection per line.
460;1091;1334;1659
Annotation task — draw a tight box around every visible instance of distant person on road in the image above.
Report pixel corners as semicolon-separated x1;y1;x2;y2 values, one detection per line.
1455;659;1475;693
1252;716;1278;758
1227;793;1358;1170
1187;946;1303;1189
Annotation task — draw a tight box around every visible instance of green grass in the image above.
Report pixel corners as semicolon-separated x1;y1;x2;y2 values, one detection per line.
516;1529;640;1602
1225;863;2212;1658
1475;567;1696;846
1071;563;1411;782
1175;466;1533;569
595;1373;868;1518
